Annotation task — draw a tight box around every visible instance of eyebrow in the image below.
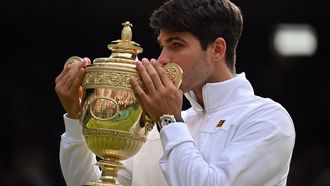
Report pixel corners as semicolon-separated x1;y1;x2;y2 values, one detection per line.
158;36;187;46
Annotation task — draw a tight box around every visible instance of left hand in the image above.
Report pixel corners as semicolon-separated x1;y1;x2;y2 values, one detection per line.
130;58;183;123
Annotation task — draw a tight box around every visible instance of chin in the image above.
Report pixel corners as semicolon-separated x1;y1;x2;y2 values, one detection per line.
180;86;189;94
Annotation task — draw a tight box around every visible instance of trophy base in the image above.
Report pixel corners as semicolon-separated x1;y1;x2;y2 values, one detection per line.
83;180;121;186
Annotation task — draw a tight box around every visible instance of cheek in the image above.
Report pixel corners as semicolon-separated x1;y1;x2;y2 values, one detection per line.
176;51;201;71
180;59;211;91
174;51;208;90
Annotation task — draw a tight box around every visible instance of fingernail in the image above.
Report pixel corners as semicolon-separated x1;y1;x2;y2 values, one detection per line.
150;58;157;63
142;58;149;63
136;62;141;68
81;58;89;65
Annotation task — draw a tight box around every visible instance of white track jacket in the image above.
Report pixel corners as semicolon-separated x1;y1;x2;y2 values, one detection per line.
60;73;295;186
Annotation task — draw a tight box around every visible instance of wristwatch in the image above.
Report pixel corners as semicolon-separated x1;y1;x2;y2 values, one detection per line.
157;114;184;132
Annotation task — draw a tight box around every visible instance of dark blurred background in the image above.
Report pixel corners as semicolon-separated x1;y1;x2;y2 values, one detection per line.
1;0;329;185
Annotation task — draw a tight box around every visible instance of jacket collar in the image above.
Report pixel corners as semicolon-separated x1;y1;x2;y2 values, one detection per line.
184;73;254;113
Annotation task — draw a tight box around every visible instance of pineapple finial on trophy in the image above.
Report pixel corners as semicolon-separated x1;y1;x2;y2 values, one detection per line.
121;21;133;42
107;21;143;60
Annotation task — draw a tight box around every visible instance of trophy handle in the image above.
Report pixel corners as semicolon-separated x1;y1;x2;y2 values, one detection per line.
64;56;83;67
140;112;154;135
163;63;183;88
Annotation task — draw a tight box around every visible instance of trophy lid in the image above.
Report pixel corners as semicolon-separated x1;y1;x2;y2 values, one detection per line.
93;21;143;64
80;21;182;90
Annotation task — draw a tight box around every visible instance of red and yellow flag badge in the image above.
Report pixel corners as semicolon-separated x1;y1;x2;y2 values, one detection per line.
216;120;226;128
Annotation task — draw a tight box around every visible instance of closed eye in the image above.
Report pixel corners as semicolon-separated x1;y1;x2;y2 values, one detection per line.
171;42;184;49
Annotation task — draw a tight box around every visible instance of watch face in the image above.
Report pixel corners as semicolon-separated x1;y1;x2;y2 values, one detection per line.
160;115;175;127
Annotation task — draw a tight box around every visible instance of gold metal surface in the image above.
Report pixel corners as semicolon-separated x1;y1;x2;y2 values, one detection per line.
69;21;183;186
64;56;83;67
163;63;183;88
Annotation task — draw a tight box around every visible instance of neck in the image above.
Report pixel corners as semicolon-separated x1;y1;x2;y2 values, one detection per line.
192;70;234;109
193;88;204;108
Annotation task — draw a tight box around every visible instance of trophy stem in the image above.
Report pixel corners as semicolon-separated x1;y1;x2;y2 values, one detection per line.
98;158;123;184
83;158;123;186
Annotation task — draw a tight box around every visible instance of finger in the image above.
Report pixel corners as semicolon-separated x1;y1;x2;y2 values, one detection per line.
136;58;156;93
69;67;86;94
82;57;91;68
130;76;149;102
55;64;71;84
67;57;89;91
145;58;164;90
60;63;85;94
56;70;74;96
55;66;73;95
57;56;83;84
68;58;89;93
56;57;88;84
153;61;174;88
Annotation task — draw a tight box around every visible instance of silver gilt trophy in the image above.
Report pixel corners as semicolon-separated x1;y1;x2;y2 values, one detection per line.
65;21;183;185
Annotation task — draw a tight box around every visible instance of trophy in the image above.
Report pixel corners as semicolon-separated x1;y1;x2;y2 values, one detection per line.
65;21;182;185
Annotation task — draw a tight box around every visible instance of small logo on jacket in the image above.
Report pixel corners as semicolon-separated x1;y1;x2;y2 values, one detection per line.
216;120;226;128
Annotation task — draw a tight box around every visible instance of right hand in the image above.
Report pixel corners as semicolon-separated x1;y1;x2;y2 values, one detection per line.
55;57;90;119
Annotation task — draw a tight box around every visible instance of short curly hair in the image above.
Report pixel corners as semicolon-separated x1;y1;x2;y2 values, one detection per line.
149;0;243;73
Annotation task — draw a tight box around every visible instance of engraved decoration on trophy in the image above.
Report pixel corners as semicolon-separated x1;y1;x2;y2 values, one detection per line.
65;21;183;186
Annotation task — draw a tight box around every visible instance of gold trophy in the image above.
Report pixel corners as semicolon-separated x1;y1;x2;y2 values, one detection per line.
65;21;182;185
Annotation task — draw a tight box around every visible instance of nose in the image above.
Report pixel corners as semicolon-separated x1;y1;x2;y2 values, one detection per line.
157;48;171;65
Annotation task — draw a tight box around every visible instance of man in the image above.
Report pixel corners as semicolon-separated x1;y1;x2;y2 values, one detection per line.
55;0;296;185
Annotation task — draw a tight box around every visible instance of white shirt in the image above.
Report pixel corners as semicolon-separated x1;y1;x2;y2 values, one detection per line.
60;73;295;186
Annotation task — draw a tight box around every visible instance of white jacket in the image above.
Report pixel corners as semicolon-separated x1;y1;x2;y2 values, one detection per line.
60;73;295;186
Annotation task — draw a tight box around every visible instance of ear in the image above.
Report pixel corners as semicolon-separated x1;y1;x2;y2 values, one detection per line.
211;37;226;61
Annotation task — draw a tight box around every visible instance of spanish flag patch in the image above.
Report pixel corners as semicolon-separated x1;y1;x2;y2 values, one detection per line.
216;120;226;128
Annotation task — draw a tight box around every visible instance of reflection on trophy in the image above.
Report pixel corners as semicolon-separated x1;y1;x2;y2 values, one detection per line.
65;21;182;185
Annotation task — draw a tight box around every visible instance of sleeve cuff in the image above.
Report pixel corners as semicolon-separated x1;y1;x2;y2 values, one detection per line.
159;122;194;153
63;113;85;141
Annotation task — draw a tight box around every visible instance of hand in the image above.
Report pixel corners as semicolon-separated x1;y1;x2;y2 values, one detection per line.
130;58;183;123
55;57;90;119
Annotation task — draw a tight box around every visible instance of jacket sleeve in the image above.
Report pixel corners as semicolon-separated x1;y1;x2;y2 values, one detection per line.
159;106;295;186
59;114;101;186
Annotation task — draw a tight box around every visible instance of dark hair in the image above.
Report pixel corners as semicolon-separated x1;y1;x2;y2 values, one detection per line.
149;0;243;72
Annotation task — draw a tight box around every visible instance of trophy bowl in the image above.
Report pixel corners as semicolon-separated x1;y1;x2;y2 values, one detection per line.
65;21;182;186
